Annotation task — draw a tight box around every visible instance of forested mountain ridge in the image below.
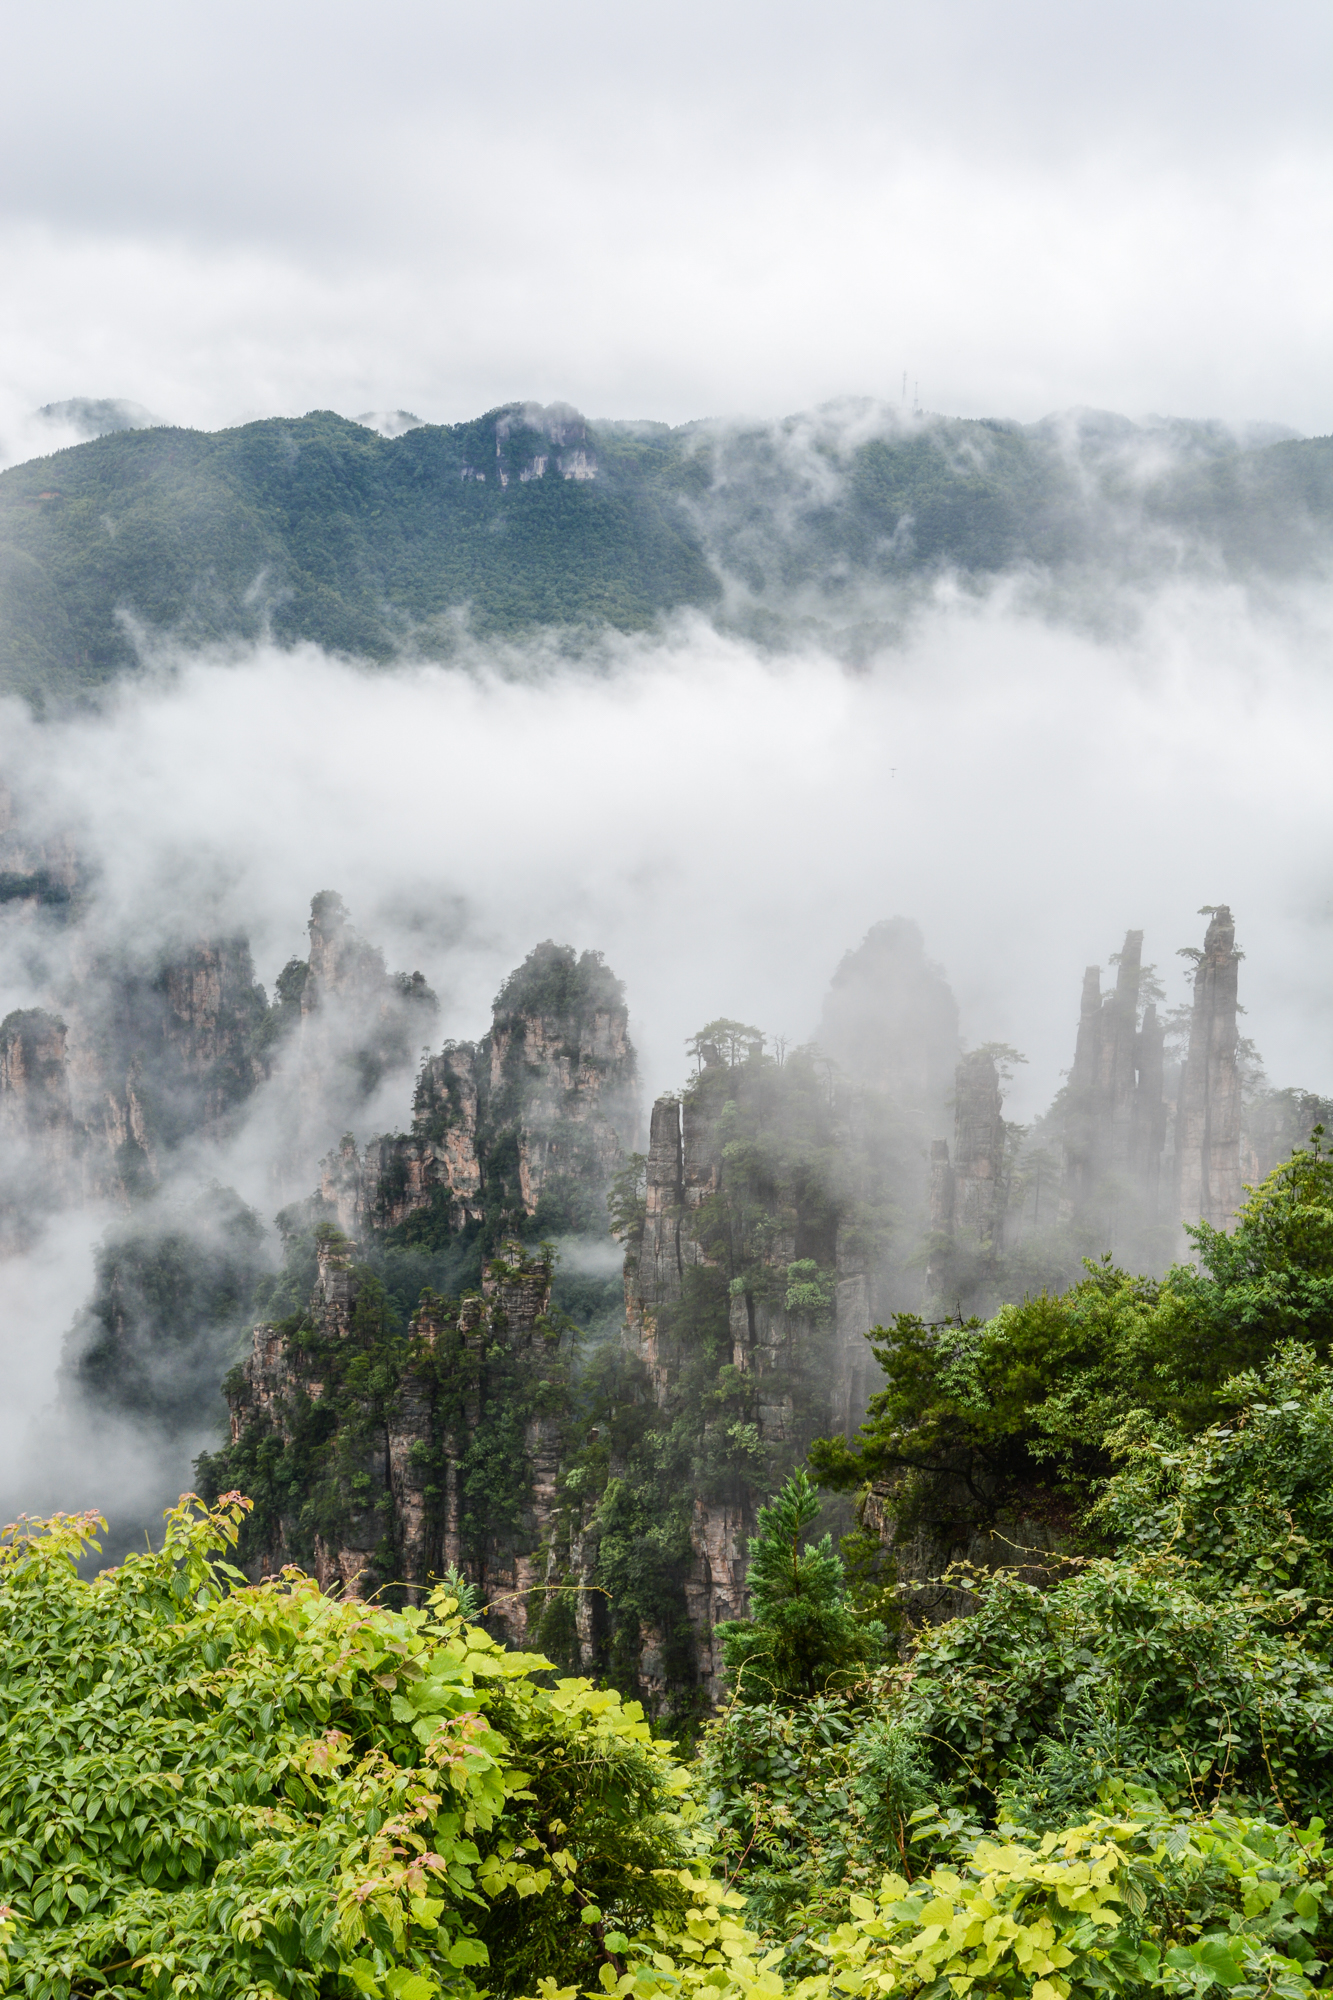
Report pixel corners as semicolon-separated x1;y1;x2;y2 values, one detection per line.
0;405;717;703
2;397;1329;703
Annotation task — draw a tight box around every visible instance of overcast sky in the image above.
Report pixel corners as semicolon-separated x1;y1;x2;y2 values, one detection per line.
0;0;1328;438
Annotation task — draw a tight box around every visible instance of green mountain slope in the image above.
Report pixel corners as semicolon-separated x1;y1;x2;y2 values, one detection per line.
0;406;719;703
1;398;1330;704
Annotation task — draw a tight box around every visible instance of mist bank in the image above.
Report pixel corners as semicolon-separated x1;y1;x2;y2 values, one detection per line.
1;577;1331;1560
1;396;1329;705
3;581;1331;1115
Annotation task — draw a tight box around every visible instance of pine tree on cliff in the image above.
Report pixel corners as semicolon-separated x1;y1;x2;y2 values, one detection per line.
718;1470;882;1704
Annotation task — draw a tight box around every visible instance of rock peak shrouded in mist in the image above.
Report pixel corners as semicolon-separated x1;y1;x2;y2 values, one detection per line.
3;846;1333;1713
33;397;164;439
815;916;960;1116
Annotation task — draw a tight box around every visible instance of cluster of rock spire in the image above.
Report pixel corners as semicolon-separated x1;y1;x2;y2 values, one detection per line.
6;844;1330;1714
927;904;1276;1286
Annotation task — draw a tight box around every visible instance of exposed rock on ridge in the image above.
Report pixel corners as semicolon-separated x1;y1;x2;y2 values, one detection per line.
321;942;638;1246
0;886;436;1245
1176;905;1243;1233
225;1233;564;1635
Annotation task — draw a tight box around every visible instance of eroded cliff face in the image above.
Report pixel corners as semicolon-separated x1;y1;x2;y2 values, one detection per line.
320;941;638;1248
1176;905;1243;1233
1062;931;1168;1215
201;939;642;1679
922;911;1253;1298
1054;909;1247;1242
1243;1088;1333;1186
222;1234;564;1636
620;1091;795;1701
923;1051;1010;1305
0;936;270;1240
612;1039;912;1706
203;924;958;1718
0;1009;79;1248
0;888;436;1243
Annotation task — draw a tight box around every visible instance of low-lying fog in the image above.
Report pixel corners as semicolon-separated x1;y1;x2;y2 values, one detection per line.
2;572;1331;1517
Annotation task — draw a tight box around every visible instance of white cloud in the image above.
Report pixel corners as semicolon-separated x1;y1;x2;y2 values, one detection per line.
5;580;1329;1124
3;579;1331;1519
0;2;1328;441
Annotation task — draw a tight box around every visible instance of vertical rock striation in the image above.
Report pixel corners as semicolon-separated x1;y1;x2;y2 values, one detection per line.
223;1235;564;1635
329;941;638;1247
951;1052;1006;1246
616;1016;921;1703
1176;905;1243;1232
621;1086;799;1702
0;888;437;1244
1058;929;1168;1241
0;1009;79;1249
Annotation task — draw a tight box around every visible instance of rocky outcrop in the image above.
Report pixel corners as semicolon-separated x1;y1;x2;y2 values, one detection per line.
924;1050;1008;1300
1059;929;1169;1236
323;941;638;1246
0;934;271;1231
0;885;437;1242
620;1092;762;1701
816;917;960;1120
621;1067;867;1704
224;1235;564;1635
1243;1087;1333;1186
0;1008;80;1248
279;893;438;1188
1064;934;1162;1196
0;1008;75;1146
493;403;599;485
1176;906;1243;1232
951;1052;1006;1245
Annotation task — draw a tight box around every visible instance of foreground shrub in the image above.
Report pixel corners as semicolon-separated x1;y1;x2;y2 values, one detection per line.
0;1494;692;2000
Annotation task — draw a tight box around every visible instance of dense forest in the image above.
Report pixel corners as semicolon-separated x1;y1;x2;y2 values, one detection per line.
1;398;1331;702
8;1142;1333;2000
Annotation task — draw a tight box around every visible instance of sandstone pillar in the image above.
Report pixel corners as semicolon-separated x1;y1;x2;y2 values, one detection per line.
1176;905;1242;1232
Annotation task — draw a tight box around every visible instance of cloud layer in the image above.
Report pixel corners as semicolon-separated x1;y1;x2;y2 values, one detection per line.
0;0;1328;446
2;575;1331;1521
4;582;1329;1125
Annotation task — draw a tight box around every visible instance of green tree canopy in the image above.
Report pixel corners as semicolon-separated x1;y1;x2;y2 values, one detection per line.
716;1472;881;1705
0;1494;696;2000
810;1142;1333;1536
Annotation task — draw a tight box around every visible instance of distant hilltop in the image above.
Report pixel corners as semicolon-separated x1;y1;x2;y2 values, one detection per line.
31;396;165;440
0;395;1329;704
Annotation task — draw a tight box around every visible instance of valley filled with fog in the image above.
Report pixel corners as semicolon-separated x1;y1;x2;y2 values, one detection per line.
2;546;1331;1538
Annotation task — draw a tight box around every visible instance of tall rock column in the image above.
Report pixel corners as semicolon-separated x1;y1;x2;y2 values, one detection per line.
619;1069;844;1705
1129;1002;1167;1204
624;1096;687;1398
1062;965;1107;1208
951;1052;1005;1245
1058;928;1168;1242
923;1138;956;1297
923;1053;1005;1303
0;1008;79;1249
1176;905;1242;1232
221;1238;563;1624
338;940;637;1248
